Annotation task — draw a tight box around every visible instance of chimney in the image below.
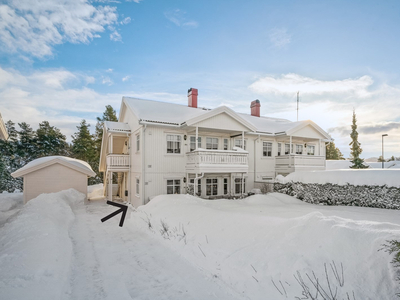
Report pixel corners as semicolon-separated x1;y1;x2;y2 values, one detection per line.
250;99;261;117
188;88;198;108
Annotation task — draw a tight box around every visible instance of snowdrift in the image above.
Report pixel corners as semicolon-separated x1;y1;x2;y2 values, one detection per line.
133;194;400;299
0;189;85;300
276;169;400;187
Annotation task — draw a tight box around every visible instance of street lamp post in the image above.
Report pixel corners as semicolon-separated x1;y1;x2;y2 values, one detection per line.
382;134;388;169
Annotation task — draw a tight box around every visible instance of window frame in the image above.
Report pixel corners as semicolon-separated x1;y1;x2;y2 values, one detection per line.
190;136;202;152
136;134;140;152
285;143;290;155
166;134;182;154
135;177;140;196
234;139;247;150
166;179;181;194
206;137;219;150
262;141;273;157
234;178;246;194
189;178;202;196
296;144;303;155
277;143;282;156
206;178;218;196
307;145;315;155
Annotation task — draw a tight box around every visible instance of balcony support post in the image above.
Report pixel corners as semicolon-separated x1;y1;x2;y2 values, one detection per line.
196;126;199;150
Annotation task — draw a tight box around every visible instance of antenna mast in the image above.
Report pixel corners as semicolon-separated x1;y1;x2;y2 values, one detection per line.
297;91;299;121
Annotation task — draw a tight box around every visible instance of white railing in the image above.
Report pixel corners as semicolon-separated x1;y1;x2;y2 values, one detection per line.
275;154;325;173
106;154;130;169
187;150;248;165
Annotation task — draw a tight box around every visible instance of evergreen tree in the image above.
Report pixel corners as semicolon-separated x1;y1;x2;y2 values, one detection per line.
349;110;368;169
17;122;36;164
35;121;69;158
71;120;99;184
377;156;385;162
325;142;344;160
93;105;118;181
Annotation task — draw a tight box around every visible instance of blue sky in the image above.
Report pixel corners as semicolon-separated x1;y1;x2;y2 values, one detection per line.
1;0;400;159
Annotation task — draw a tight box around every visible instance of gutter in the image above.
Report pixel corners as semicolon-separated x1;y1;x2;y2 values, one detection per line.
141;124;147;205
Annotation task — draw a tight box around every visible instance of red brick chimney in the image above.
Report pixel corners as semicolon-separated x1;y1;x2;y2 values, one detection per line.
188;88;198;108
250;99;261;117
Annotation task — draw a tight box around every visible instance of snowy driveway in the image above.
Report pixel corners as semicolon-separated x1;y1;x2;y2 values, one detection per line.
0;191;241;300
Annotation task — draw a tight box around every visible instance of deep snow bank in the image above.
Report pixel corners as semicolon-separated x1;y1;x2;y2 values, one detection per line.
276;169;400;187
0;189;85;300
132;194;400;299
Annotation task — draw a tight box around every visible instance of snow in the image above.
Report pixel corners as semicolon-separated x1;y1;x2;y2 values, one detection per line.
277;169;400;187
11;156;95;178
1;189;399;299
104;121;131;133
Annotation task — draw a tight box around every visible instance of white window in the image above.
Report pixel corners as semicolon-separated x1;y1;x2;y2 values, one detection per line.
206;178;218;196
235;139;246;150
235;178;246;194
224;139;228;150
136;178;140;195
167;179;180;194
223;178;228;195
136;134;140;152
190;178;201;196
296;144;303;155
307;145;315;155
263;142;272;157
285;143;290;155
167;135;181;154
190;136;201;151
206;137;218;150
277;143;282;156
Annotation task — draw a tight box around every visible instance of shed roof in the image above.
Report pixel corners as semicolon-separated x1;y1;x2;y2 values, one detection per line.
11;156;96;178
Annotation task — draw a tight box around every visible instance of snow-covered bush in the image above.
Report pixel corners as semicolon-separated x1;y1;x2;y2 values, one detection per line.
274;182;400;210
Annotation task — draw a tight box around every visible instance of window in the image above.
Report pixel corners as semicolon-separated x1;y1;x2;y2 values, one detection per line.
167;179;180;194
189;178;201;196
136;134;140;152
307;145;315;155
277;143;282;156
206;137;218;150
167;135;181;154
223;178;228;195
235;178;246;194
206;178;218;196
296;144;303;155
263;142;272;157
224;139;228;150
285;143;290;155
235;139;247;150
136;178;140;195
190;136;201;151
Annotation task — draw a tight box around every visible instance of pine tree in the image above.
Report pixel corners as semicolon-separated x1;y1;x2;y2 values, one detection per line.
35;121;69;158
71;120;99;184
326;142;344;160
17;122;36;164
349;110;368;169
378;156;385;162
93;105;118;181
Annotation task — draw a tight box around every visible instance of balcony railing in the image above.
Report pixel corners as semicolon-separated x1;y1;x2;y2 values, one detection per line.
275;154;325;175
186;149;248;173
106;154;130;170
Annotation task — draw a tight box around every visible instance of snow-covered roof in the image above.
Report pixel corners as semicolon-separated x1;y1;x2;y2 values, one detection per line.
11;156;96;178
122;97;331;139
104;121;131;133
0;112;8;140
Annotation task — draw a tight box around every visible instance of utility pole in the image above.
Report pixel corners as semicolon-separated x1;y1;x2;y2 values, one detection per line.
297;91;299;122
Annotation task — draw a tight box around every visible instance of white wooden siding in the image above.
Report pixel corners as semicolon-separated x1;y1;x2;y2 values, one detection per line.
191;113;250;132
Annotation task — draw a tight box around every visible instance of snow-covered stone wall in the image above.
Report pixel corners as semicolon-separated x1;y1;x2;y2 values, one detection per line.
274;182;400;210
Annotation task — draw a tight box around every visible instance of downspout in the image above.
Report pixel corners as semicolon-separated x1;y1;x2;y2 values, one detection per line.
194;173;205;196
254;134;260;182
127;133;131;204
141;124;147;205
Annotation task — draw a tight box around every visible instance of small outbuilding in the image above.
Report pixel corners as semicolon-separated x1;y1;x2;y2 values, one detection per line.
12;156;96;204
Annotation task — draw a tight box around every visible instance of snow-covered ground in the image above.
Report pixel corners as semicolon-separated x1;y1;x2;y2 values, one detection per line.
1;189;399;299
276;169;400;187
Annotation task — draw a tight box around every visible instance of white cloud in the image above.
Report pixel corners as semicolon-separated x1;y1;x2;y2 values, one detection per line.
249;73;373;97
122;75;130;82
0;67;123;140
0;0;121;58
269;28;291;48
164;9;198;29
106;68;113;73
102;76;113;85
120;17;131;25
110;30;122;41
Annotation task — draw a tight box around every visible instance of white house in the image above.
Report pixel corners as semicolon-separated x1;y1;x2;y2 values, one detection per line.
99;88;332;207
0;112;8;140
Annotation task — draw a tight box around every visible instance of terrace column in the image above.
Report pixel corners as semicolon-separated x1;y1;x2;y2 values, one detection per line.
109;171;112;201
241;173;244;196
196;126;199;150
242;131;244;149
289;136;292;154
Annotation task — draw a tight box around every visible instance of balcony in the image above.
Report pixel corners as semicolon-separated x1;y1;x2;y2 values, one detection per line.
275;154;325;175
186;149;248;174
106;154;130;171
